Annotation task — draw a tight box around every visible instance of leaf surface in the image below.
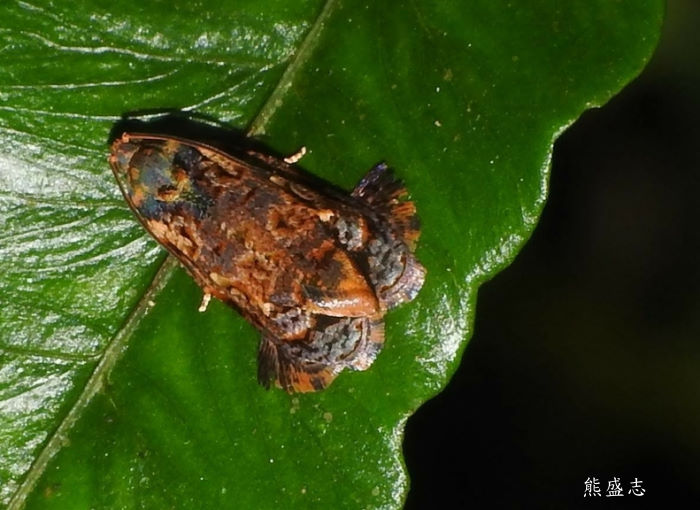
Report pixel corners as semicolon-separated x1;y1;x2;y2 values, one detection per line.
0;1;662;508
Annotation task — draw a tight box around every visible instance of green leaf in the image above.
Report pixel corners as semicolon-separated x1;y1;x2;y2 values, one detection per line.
0;1;662;508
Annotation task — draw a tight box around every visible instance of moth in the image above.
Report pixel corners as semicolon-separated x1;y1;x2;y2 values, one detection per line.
110;133;425;392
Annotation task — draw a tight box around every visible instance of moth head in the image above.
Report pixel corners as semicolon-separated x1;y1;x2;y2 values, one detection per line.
110;135;205;219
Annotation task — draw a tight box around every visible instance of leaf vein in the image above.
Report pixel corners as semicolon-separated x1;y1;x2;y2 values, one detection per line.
7;256;179;510
247;0;338;136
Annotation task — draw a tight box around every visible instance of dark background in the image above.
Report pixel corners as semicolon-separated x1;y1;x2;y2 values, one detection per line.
404;1;700;508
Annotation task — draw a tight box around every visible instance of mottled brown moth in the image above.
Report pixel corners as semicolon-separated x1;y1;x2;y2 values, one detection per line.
110;133;425;392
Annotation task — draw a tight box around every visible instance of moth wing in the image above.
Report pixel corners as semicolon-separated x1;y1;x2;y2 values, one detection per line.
257;316;385;393
376;252;426;310
302;247;380;317
352;163;426;310
352;162;421;250
258;334;338;393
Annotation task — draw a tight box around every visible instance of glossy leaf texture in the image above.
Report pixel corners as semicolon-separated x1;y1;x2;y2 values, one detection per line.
0;1;662;508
